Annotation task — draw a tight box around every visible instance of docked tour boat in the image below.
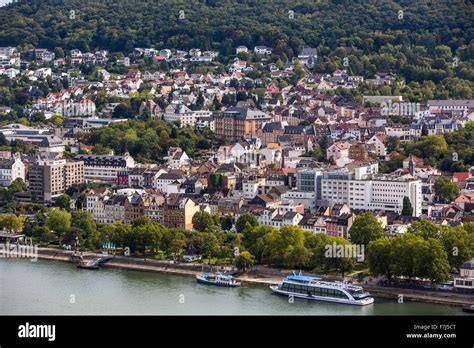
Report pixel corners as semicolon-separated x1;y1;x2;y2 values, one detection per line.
270;273;374;306
462;304;474;313
196;272;241;287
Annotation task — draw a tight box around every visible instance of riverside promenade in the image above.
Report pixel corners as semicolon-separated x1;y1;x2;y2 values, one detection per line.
19;247;474;307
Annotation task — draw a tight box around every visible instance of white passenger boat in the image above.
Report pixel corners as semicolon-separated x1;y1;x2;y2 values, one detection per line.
196;272;241;287
270;273;374;306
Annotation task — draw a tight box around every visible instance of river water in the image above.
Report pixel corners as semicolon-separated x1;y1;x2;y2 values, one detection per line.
0;258;466;315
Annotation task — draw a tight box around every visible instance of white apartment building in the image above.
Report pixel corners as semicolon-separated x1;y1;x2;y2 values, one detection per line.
85;194;126;224
167;147;191;169
321;169;422;217
0;154;25;186
280;190;317;212
153;172;185;193
428;100;474;116
243;179;263;199
163;104;211;128
257;209;303;229
75;153;135;183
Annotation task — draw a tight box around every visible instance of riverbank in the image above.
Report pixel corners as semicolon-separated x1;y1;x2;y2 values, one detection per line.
31;247;285;284
14;247;474;308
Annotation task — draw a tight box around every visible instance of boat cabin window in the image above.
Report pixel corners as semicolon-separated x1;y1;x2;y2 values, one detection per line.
281;282;349;299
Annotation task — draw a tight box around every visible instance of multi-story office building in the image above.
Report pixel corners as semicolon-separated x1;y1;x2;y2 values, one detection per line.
296;167;323;199
321;167;422;217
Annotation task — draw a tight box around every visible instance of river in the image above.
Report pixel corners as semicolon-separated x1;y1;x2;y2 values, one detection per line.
0;258;466;315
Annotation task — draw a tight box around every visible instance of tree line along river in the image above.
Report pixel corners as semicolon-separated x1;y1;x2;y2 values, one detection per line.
0;258;466;315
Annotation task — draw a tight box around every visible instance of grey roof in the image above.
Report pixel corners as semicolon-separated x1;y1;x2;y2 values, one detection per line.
220;107;270;120
0;159;14;169
428;100;474;108
299;47;317;57
461;259;474;270
262;122;283;132
157;172;184;180
283;211;299;219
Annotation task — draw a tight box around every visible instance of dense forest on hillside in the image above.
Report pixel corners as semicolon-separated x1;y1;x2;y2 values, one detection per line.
0;0;473;85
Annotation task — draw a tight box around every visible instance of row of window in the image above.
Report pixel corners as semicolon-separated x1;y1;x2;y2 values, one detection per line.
281;283;349;299
455;279;473;287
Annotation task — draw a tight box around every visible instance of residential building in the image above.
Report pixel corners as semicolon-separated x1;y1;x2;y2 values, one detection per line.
163;194;200;230
327;142;351;167
28;158;84;202
75;152;135;183
167;147;191;169
297;47;317;68
214;107;272;139
254;46;272;55
0;154;25;186
428;100;474;116
367;134;387;157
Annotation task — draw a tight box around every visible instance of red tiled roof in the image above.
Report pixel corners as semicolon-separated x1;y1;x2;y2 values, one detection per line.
453;172;470;183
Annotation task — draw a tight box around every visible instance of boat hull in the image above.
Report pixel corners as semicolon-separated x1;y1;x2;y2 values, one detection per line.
270;286;374;306
197;277;241;287
77;264;99;270
462;306;474;313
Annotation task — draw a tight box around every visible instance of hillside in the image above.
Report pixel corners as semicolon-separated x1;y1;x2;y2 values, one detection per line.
0;0;472;85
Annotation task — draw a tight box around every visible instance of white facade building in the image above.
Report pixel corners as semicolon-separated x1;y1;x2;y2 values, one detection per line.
0;154;25;186
75;153;135;183
163;104;210;128
321;169;422;217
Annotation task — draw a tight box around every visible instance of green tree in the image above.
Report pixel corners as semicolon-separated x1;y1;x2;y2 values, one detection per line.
439;226;474;271
235;213;258;233
349;212;384;248
408;219;441;239
32;225;55;243
0;214;24;233
55;194;71;210
201;232;220;259
434;177;460;203
367;238;396;281
261;226;311;268
100;222;131;249
62;227;83;246
235;250;255;272
421;124;428;136
71;210;98;248
9;178;26;193
415;237;450;282
320;237;356;277
401;196;413;216
46;208;71;239
386;136;400;153
242;225;275;262
390;233;425;281
192;211;214;232
220;216;233;231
